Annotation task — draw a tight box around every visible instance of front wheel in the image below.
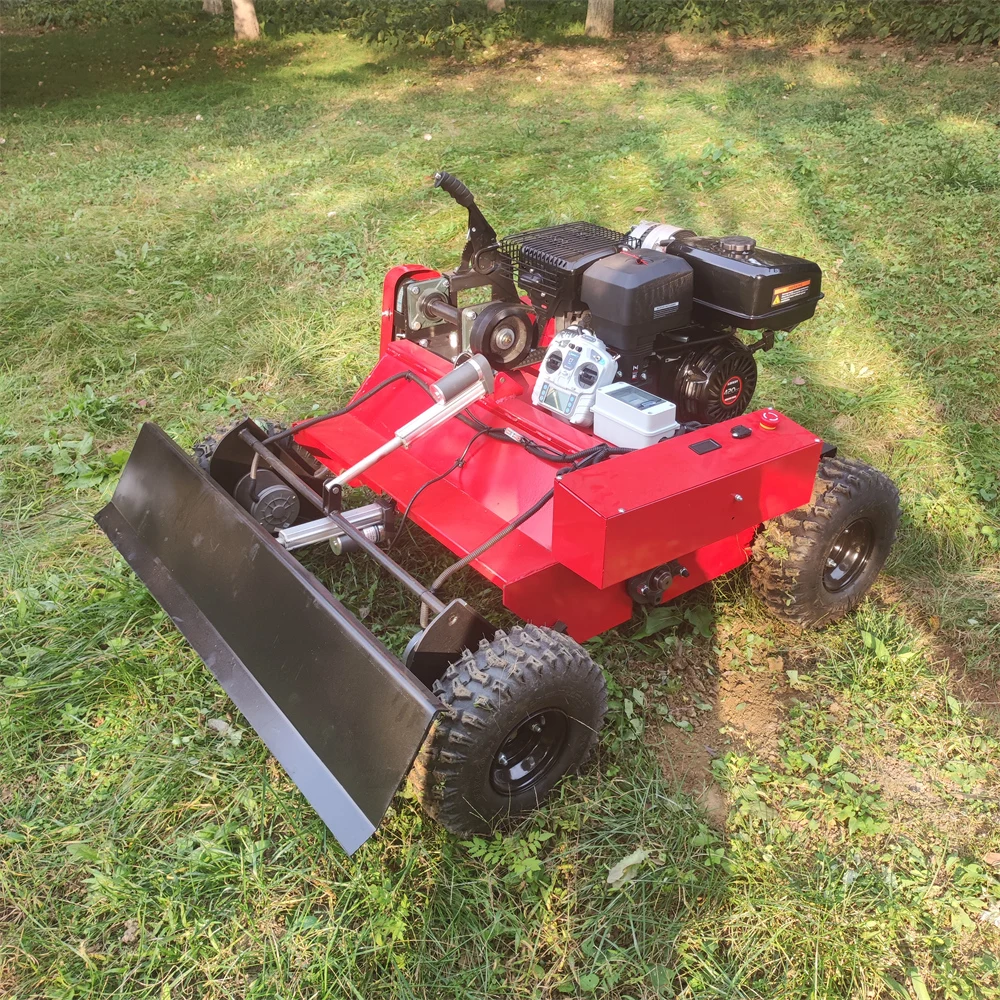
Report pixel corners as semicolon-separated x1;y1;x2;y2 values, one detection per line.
410;625;607;836
751;455;900;627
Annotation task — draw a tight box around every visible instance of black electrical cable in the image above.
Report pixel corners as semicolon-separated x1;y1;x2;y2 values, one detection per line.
677;420;709;434
456;411;633;466
418;442;628;626
261;371;435;447
419;483;555;628
387;428;490;551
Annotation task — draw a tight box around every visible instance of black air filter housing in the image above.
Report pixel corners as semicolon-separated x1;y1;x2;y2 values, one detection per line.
498;222;628;322
665;236;822;331
580;249;693;353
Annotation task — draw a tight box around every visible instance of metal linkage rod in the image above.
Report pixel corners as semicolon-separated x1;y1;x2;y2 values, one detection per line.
238;430;446;616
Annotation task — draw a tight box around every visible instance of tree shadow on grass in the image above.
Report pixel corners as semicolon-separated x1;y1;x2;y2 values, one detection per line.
631;64;999;608
0;20;324;108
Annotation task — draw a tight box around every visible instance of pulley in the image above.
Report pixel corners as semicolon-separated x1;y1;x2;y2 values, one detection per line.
469;301;536;371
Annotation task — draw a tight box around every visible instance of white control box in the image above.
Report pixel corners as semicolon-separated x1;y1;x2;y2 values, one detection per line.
592;382;679;449
531;327;618;426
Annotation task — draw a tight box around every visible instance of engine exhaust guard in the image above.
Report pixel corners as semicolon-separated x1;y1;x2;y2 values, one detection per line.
95;423;441;854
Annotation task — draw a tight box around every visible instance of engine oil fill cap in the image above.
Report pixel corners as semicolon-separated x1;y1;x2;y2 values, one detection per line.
719;235;756;254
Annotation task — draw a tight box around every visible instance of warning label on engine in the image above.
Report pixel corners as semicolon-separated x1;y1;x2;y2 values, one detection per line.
771;280;812;307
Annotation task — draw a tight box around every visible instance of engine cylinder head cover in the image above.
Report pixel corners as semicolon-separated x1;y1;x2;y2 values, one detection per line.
234;469;300;532
581;249;693;354
469;301;536;371
658;337;758;425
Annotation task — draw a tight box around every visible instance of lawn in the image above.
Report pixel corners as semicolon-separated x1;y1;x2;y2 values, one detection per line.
1;14;1000;999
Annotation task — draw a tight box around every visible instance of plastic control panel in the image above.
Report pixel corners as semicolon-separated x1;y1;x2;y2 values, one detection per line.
592;382;679;449
531;327;618;425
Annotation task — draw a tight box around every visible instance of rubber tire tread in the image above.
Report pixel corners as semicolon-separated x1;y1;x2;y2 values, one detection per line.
192;419;286;475
750;455;900;627
410;625;607;836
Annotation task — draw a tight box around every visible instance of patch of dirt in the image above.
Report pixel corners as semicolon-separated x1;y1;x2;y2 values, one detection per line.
861;755;997;851
952;664;1000;725
876;576;1000;729
647;641;795;828
647;630;999;846
0;21;57;37
950;656;1000;728
865;755;940;808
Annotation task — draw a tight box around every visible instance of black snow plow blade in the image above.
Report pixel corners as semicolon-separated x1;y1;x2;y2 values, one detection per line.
96;423;440;854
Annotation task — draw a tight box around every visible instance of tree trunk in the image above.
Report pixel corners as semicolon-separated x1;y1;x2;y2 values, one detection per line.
486;0;506;11
232;0;260;40
585;0;614;38
202;0;223;14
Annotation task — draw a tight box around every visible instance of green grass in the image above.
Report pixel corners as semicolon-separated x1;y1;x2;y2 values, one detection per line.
2;18;1000;999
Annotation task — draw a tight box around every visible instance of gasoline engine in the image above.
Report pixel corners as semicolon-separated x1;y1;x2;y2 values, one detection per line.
395;172;822;446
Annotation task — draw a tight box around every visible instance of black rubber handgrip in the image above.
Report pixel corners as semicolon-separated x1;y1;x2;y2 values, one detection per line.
433;170;475;208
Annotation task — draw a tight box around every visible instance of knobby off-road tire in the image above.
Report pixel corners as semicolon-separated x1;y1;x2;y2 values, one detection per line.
192;433;219;473
751;455;900;627
192;419;286;474
411;625;607;836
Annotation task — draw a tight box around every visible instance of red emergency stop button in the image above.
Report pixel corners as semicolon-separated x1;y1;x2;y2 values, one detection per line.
759;409;780;431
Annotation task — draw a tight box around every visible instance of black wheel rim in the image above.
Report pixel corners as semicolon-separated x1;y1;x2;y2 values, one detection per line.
823;518;875;592
490;710;569;794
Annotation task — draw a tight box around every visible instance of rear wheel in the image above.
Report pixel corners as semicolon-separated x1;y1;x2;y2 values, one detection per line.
751;456;900;627
410;625;606;836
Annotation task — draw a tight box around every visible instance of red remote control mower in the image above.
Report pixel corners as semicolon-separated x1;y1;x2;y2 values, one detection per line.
97;172;900;853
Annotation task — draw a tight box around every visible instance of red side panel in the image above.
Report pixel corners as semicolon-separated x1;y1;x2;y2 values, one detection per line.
380;265;441;353
503;563;634;638
551;412;821;589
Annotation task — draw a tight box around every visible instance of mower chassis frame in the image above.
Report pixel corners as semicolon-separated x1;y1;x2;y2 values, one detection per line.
95;265;825;854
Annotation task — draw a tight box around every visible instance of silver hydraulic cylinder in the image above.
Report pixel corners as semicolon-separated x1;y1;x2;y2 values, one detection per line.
276;502;386;551
323;354;494;497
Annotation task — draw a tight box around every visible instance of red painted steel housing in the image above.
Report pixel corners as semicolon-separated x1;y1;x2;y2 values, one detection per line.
294;267;823;641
